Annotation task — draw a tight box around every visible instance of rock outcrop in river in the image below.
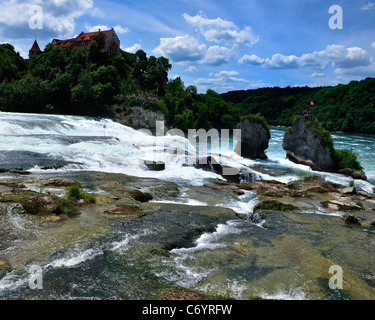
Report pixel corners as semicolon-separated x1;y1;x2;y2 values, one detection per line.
283;116;336;172
235;115;270;160
283;116;368;181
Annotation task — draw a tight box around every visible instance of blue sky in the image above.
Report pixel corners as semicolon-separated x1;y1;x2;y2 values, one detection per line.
1;0;375;93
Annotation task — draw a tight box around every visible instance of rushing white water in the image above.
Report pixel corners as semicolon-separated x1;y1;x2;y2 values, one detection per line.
1;111;375;300
1;112;374;192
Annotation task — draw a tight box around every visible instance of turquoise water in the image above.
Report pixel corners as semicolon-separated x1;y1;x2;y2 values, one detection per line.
267;126;375;184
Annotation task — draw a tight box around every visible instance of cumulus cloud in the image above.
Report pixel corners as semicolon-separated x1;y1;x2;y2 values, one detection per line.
85;23;129;34
361;2;375;10
215;71;239;77
239;44;374;76
264;54;299;69
193;70;267;93
0;0;94;40
183;13;259;47
238;54;265;65
185;66;198;72
204;45;234;65
153;35;206;64
372;42;375;49
311;72;325;78
113;25;129;34
123;43;142;53
318;45;373;68
153;12;258;67
153;35;233;66
334;63;375;78
239;53;299;69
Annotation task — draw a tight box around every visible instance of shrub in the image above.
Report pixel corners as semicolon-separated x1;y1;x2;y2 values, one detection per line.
303;116;334;150
83;193;96;204
67;185;82;200
53;198;74;214
334;148;363;171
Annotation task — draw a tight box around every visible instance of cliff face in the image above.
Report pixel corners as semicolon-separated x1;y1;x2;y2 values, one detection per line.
107;103;165;133
283;117;336;171
235;118;270;160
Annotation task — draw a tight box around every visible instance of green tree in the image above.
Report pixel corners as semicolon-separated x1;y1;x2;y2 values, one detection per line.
0;43;27;81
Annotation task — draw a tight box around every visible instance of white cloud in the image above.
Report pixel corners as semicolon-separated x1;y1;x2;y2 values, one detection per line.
123;43;142;53
264;54;300;69
334;62;375;78
238;54;265;65
320;45;373;68
85;24;129;34
153;35;206;64
215;71;239;77
0;0;94;40
153;35;233;66
193;70;268;93
113;25;129;34
372;42;375;49
185;66;198;72
311;72;325;78
204;45;234;65
361;2;375;10
183;13;259;47
85;24;109;32
299;52;328;69
239;44;374;76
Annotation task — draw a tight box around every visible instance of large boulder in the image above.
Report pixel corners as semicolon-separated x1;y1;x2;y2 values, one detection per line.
338;169;368;181
283;116;336;171
234;116;270;160
108;103;166;133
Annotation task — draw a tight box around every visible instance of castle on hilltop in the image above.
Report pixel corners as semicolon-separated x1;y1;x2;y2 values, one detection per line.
29;28;120;59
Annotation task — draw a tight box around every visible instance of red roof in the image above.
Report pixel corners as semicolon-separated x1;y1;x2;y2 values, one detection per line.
30;40;41;52
54;38;76;48
52;29;118;51
75;30;113;42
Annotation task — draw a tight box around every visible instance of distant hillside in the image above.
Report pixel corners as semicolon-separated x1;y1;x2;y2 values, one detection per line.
221;78;375;134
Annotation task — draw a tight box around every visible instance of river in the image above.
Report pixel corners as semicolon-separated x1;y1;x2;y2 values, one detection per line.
0;112;374;300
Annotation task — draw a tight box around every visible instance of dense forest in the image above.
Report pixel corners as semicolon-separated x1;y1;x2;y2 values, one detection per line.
0;38;238;131
1;38;374;135
222;77;375;134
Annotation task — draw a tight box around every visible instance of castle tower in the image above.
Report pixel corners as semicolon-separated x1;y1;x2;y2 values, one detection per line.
29;40;42;59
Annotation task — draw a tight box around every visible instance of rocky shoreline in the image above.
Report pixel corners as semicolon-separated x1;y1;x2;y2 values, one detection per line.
1;166;375;299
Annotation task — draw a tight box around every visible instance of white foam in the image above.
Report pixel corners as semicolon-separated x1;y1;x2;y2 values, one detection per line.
255;287;307;300
0;270;29;292
150;199;208;206
216;190;258;215
46;248;103;269
110;228;154;252
302;206;343;217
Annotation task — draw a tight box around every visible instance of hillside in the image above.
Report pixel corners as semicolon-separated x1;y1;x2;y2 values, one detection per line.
222;78;375;134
